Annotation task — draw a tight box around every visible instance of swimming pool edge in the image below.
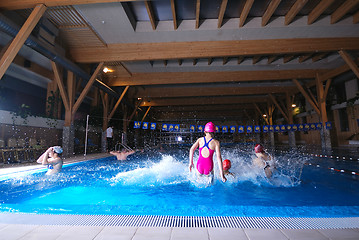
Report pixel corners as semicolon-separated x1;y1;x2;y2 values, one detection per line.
0;213;358;229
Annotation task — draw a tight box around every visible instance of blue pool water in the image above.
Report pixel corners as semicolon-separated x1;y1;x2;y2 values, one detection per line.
1;147;359;217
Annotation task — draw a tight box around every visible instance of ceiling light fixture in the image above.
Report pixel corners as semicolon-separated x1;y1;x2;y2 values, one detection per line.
103;67;113;73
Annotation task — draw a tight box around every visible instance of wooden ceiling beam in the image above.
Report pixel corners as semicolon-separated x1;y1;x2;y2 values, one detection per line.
253;103;269;125
130;86;297;98
339;50;359;79
0;4;46;80
119;62;132;76
237;56;244;64
262;0;282;26
292;79;320;115
354;10;359;23
51;61;70;111
252;56;262;64
145;1;156;30
108;85;129;121
269;93;289;122
239;0;254;27
267;55;278;64
108;69;322;86
208;58;213;65
285;0;308;25
140;96;268;107
0;0;140;10
170;0;177;30
283;55;296;63
71;38;359;62
317;58;359;82
72;62;104;115
312;52;328;62
331;0;359;24
299;54;312;63
218;0;228;28
308;0;335;24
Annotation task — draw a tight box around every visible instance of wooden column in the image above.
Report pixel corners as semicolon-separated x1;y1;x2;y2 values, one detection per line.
316;74;328;123
51;62;71;125
316;74;332;150
0;4;46;80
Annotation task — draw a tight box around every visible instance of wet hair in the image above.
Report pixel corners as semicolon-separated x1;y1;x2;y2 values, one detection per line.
205;131;214;138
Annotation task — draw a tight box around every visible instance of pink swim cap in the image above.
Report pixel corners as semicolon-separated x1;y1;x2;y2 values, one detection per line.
254;144;264;153
204;122;215;132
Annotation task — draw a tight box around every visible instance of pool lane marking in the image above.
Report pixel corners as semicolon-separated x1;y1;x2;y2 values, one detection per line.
307;162;359;176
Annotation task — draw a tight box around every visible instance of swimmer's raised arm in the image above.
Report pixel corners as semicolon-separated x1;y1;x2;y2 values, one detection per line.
189;138;200;172
36;147;53;165
214;141;226;182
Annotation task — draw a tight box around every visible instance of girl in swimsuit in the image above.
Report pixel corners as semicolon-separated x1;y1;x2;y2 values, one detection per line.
189;122;227;183
253;144;274;178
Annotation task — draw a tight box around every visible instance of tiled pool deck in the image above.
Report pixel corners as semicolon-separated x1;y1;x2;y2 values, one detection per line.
1;153;359;239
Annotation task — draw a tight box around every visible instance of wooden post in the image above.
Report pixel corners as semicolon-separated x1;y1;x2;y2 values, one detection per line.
72;62;104;115
0;4;46;80
269;93;289;122
293;79;320;115
140;106;152;124
108;85;129;121
316;73;331;151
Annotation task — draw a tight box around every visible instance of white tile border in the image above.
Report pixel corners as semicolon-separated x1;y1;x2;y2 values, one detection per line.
0;213;359;229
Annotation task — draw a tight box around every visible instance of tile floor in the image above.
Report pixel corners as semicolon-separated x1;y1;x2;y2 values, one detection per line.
1;224;359;240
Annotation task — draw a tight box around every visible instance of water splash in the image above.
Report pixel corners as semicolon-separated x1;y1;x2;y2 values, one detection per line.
220;146;307;187
110;146;307;188
111;154;188;187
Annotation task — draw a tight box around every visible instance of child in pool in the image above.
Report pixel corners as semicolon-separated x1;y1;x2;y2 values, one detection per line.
36;146;63;175
110;149;135;160
189;122;227;184
223;159;234;177
253;144;274;178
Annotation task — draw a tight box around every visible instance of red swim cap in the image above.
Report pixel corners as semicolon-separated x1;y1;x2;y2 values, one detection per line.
204;122;215;133
254;144;264;153
223;159;231;170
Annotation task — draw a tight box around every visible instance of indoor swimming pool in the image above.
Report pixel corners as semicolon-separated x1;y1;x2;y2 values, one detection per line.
1;147;359;218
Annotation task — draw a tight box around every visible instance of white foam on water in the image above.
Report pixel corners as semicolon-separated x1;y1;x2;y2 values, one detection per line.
111;154;189;187
110;147;306;188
